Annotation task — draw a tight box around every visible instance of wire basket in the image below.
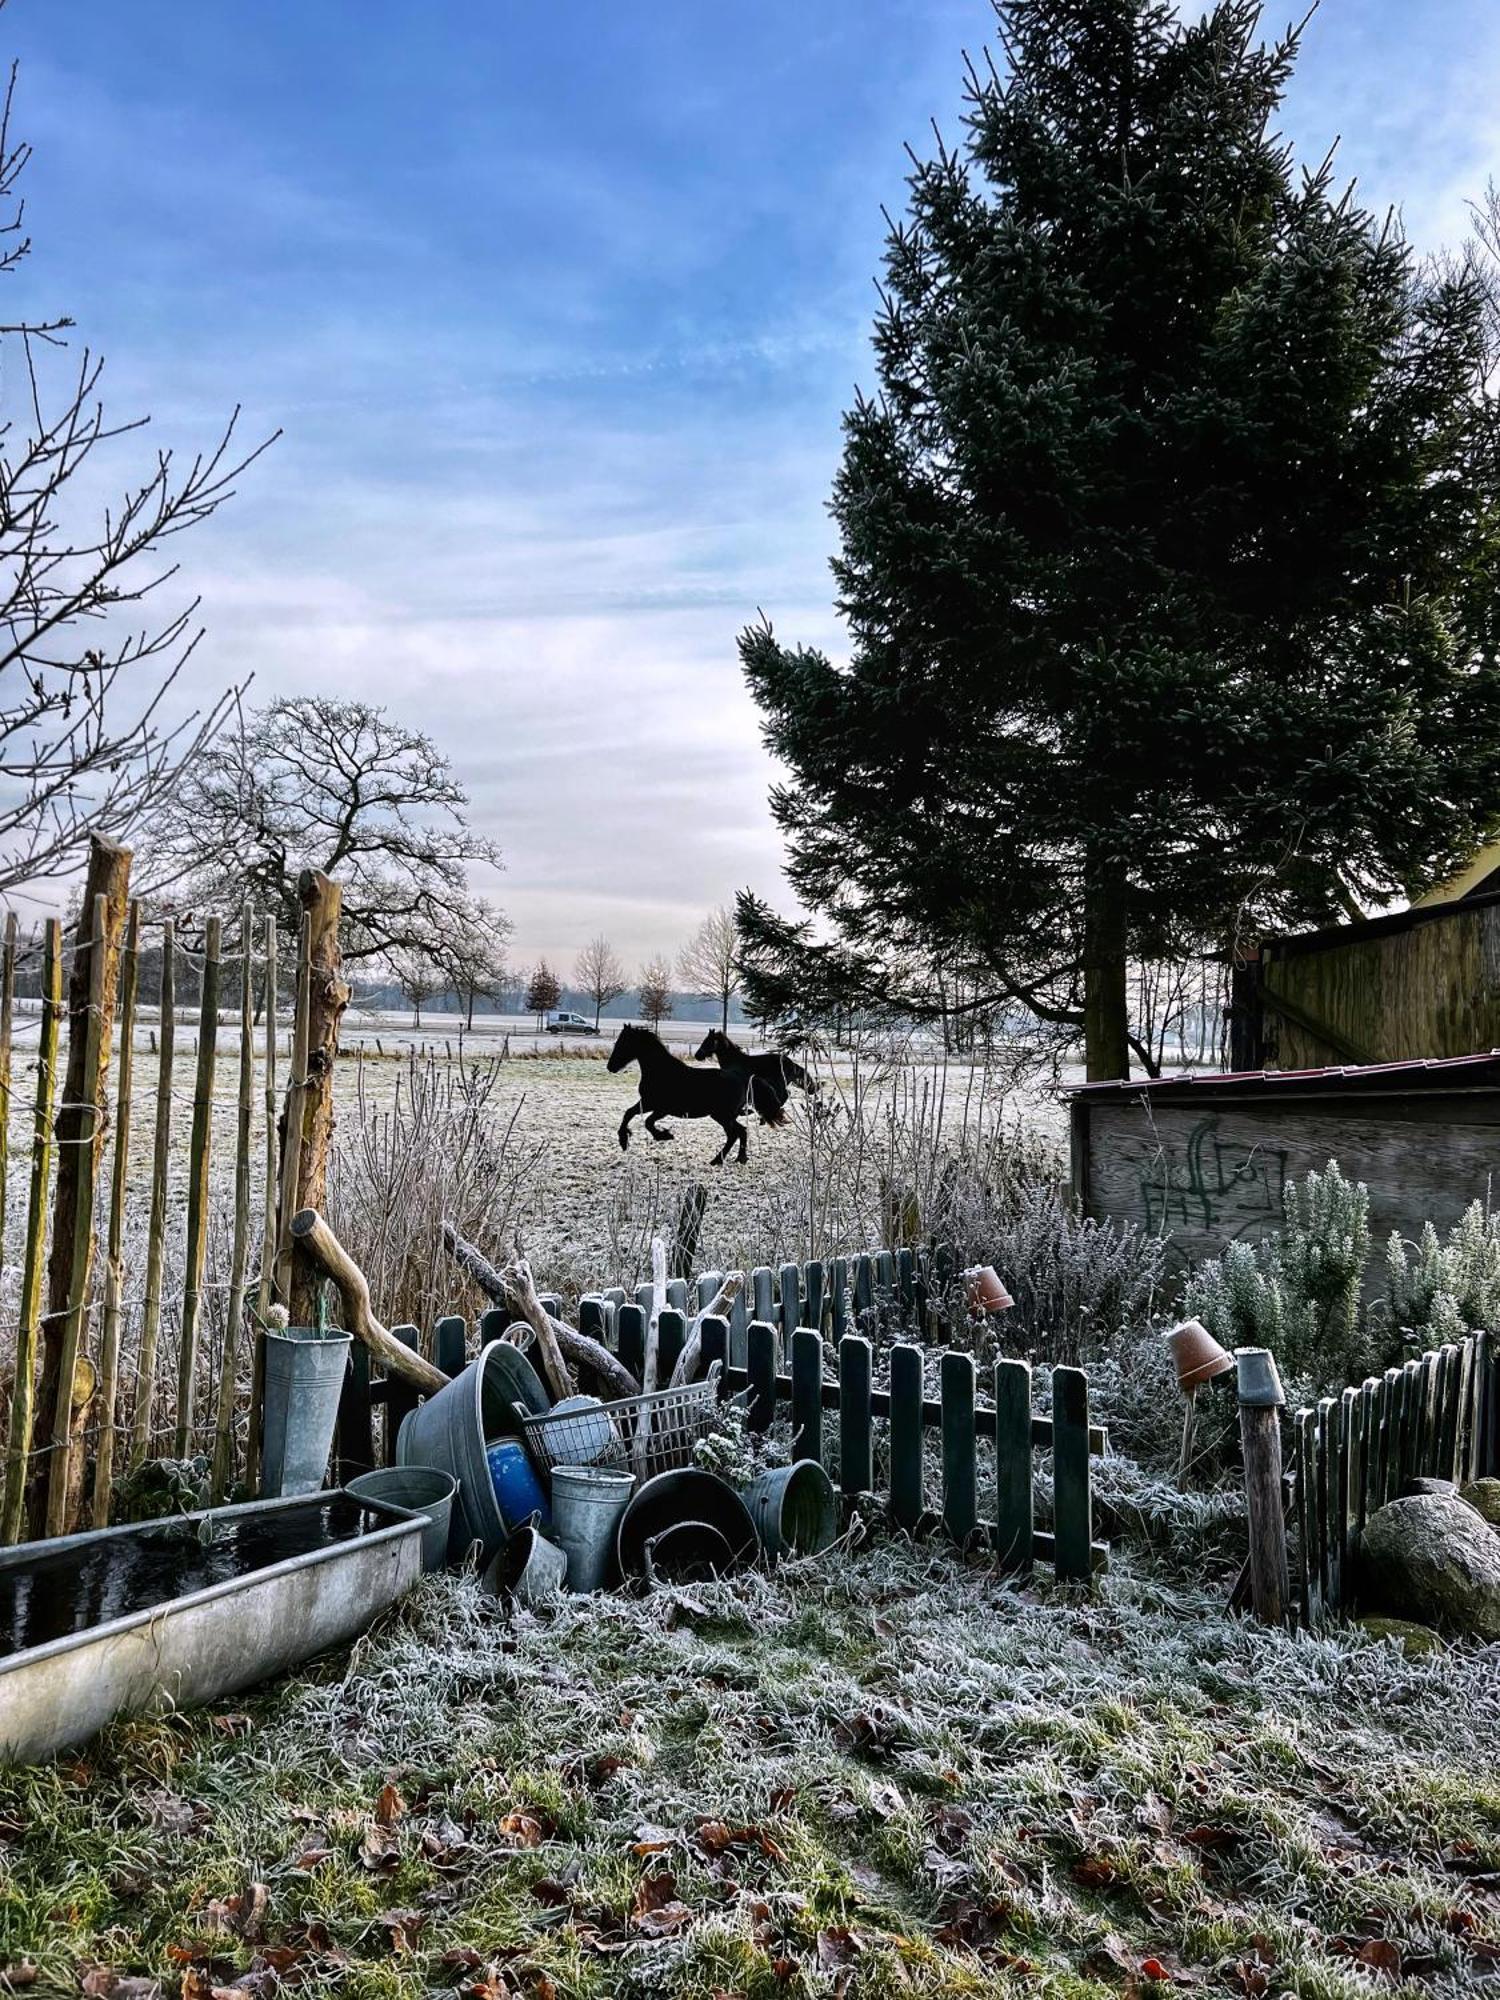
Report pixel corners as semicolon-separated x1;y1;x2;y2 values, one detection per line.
516;1364;724;1484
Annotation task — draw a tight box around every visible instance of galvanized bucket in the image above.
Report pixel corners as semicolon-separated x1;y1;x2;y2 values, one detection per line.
552;1465;633;1593
347;1467;458;1574
743;1459;838;1560
482;1520;568;1605
260;1327;352;1498
396;1342;550;1563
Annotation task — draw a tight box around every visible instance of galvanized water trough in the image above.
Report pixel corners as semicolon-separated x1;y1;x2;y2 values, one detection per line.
0;1492;423;1765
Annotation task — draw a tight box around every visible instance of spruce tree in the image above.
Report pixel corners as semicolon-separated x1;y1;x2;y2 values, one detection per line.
739;0;1500;1076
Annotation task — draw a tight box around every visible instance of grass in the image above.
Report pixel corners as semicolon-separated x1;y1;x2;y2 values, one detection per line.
3;1533;1498;1999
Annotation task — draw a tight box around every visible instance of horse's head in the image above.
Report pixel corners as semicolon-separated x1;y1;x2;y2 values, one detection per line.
607;1024;639;1073
693;1029;720;1063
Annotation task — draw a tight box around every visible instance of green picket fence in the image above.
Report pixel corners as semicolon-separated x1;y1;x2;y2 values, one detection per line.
1293;1330;1497;1622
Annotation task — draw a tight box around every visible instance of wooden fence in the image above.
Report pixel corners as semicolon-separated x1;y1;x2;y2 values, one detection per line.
1293;1331;1498;1622
334;1294;1106;1581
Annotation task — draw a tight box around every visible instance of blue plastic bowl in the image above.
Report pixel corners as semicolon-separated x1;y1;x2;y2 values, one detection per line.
486;1439;551;1532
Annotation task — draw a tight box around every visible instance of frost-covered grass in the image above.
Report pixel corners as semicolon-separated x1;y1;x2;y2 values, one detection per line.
3;1538;1499;1998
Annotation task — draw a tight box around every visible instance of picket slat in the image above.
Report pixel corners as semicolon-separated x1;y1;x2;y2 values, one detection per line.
803;1260;826;1337
791;1327;823;1465
617;1304;646;1383
888;1343;924;1531
994;1357;1033;1572
657;1308;686;1386
779;1263;801;1347
748;1320;778;1432
838;1335;873;1496
435;1314;467;1379
940;1351;977;1545
1051;1366;1092;1581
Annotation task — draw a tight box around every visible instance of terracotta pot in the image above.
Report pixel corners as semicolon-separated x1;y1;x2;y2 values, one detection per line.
1164;1318;1234;1393
964;1265;1014;1314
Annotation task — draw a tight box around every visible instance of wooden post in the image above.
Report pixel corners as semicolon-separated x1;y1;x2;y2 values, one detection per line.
0;921;61;1542
174;915;221;1459
1237;1346;1289;1627
286;872;349;1327
0;910;15;1265
212;905;256;1498
32;837;131;1534
274;911;313;1306
90;902;140;1527
131;920;174;1470
889;1341;924;1531
247;915;278;1490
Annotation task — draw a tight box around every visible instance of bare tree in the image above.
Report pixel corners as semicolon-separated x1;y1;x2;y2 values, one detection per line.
525;958;560;1031
0;54;272;893
574;933;626;1029
440;895;513;1029
390;946;441;1029
638;954;674;1030
678;904;740;1033
138;695;503;962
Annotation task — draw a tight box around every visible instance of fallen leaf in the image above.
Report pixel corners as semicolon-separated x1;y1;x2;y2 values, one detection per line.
633;1900;693;1937
1183;1824;1240;1852
1140;1957;1172;1981
1355;1939;1402;1980
375;1782;405;1828
498;1808;552;1848
294;1845;333;1870
1135;1795;1172;1837
629;1822;676;1855
358;1822;401;1872
633;1868;679;1915
80;1976;161;2000
208;1714;252;1738
374;1907;427;1953
0;1969;35;1993
817;1925;862;1968
1070;1854;1117;1890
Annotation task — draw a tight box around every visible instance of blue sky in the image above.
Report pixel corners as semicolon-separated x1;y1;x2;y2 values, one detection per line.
9;0;1500;965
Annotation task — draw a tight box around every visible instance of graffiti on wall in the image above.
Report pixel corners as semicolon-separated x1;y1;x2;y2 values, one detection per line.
1138;1115;1289;1238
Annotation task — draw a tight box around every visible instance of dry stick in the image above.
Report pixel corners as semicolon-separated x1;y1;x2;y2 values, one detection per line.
274;911;313;1307
0;910;15;1265
667;1270;744;1388
44;893;111;1537
131;920;174;1470
211;903;255;1499
0;920;61;1543
634;1235;668;1477
174;915;221;1459
288;1208;447;1392
90;902;140;1527
440;1221;640;1398
495;1257;573;1402
246;916;278;1490
287;871;348;1327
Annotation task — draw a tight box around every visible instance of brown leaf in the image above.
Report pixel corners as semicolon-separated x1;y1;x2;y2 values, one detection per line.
630;1822;676;1855
375;1782;405;1828
633;1868;680;1915
1355;1939;1402;1980
769;1786;797;1812
633;1901;693;1937
1135;1794;1172;1837
0;1969;35;1993
294;1845;333;1870
81;1977;161;2000
498;1808;553;1848
1183;1824;1240;1852
817;1925;862;1968
375;1908;427;1954
358;1822;401;1872
209;1714;253;1738
1071;1854;1118;1890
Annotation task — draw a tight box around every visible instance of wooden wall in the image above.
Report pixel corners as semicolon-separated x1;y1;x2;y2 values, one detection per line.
1073;1086;1500;1271
1259;897;1500;1067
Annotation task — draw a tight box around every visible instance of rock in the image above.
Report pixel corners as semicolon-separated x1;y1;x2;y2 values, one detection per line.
1461;1478;1500;1528
1353;1615;1445;1658
1361;1491;1500;1640
1400;1476;1458;1499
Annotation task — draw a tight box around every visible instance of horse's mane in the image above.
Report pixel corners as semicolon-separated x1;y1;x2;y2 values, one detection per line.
713;1029;746;1058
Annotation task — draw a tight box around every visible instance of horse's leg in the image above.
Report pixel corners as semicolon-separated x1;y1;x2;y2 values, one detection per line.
710;1117;735;1167
733;1116;749;1164
644;1110;675;1142
618;1100;641;1151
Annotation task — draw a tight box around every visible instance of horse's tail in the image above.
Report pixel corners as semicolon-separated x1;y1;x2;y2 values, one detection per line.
750;1074;788;1127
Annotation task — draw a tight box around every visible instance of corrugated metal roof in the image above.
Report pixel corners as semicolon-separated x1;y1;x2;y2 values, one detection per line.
1070;1051;1500;1100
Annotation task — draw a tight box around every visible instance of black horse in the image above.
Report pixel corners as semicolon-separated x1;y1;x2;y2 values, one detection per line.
693;1028;815;1126
609;1023;778;1165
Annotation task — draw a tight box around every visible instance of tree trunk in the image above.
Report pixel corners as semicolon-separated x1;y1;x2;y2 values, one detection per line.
30;836;131;1534
720;989;729;1034
1083;851;1129;1082
287;872;350;1327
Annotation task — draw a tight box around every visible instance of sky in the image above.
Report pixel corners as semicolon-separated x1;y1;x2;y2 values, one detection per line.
8;0;1500;969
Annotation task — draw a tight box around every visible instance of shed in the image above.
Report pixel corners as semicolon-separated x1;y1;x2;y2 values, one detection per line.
1069;1053;1500;1270
1230;891;1500;1069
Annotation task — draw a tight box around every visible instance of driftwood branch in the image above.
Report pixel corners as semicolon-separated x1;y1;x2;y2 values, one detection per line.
669;1270;744;1388
440;1221;640;1399
290;1208;447;1393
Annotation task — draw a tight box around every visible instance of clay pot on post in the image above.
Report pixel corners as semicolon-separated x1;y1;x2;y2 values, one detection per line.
964;1265;1014;1316
1164;1318;1234;1488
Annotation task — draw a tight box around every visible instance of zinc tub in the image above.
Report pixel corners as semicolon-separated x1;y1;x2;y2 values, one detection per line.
0;1492;424;1765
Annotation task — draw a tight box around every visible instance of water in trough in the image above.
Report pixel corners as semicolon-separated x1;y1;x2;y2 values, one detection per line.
0;1497;374;1660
